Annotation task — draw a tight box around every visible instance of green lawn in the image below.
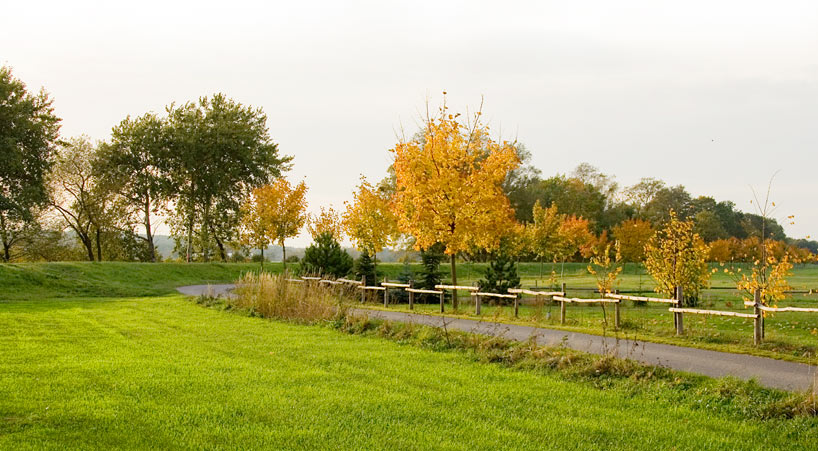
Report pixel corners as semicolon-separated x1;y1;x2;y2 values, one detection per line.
1;294;817;450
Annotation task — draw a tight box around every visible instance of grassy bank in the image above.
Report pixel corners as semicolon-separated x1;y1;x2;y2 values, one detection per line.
2;294;817;449
0;262;281;300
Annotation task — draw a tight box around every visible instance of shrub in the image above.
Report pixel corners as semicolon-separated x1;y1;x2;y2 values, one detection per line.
478;251;520;295
301;232;353;278
232;272;347;323
354;250;377;286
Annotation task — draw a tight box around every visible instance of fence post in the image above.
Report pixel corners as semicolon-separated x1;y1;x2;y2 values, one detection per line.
439;290;445;313
475;293;481;315
614;289;621;330
514;294;519;318
383;276;388;307
360;275;366;303
753;288;762;345
675;285;684;335
560;282;567;324
408;281;414;310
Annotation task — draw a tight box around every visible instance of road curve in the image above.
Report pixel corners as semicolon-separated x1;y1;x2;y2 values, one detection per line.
176;284;817;392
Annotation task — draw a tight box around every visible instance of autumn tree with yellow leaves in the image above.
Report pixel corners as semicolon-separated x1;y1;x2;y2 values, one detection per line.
239;179;308;269
391;98;519;309
644;210;711;306
342;177;399;270
612;218;654;263
307;206;344;241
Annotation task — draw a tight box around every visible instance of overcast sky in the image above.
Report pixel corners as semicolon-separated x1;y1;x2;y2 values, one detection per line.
3;0;816;247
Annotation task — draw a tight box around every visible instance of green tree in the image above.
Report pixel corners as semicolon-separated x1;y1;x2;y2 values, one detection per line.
96;113;169;262
354;250;377;286
0;66;62;261
418;243;445;303
164;94;291;262
301;231;353;277
478;248;521;295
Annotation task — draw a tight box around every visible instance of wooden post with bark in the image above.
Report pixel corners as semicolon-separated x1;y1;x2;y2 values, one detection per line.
408;281;414;310
439;290;445;313
614;289;621;330
753;288;762;345
560;282;567;325
475;293;481;315
675;285;684;335
360;275;366;303
383;276;388;307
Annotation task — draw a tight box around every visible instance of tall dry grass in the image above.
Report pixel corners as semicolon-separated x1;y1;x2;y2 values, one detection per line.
232;272;349;323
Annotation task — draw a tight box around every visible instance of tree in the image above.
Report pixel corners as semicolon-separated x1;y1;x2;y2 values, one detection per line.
557;215;594;261
301;231;353;278
527;201;565;276
502;143;543;223
391;98;519;309
644;185;692;225
644;210;711;306
343;177;398;275
611;219;653;262
478;245;521;295
239;180;308;269
417;243;445;302
354;250;377;286
0;66;62;262
95;113;168;262
693;210;728;242
50;137;127;261
307;206;344;241
624;177;665;217
164;94;291;262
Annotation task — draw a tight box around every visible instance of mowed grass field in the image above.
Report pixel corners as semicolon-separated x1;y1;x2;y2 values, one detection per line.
374;262;818;364
2;292;817;449
1;262;817;449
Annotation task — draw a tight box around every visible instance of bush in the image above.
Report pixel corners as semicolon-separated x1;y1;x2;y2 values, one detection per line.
285;255;300;263
418;243;445;303
478;251;520;295
354;250;377;286
301;232;353;278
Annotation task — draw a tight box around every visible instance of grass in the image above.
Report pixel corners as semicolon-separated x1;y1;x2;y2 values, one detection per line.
2;293;817;449
0;261;281;300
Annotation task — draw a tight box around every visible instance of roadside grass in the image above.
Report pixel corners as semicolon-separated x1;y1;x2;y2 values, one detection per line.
2;294;817;450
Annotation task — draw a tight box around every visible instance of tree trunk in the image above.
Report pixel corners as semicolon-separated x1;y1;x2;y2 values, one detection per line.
95;228;102;261
201;200;211;262
186;185;195;263
210;223;226;261
0;214;10;262
144;199;156;262
281;243;287;271
1;241;9;263
260;247;264;270
450;253;458;310
82;235;95;261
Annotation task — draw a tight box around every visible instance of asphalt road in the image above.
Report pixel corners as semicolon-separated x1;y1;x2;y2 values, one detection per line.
177;284;817;391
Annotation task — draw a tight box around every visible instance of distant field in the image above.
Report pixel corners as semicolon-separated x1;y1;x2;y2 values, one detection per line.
2;294;816;449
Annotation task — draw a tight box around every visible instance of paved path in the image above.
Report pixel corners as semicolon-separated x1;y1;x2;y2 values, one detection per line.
177;284;817;392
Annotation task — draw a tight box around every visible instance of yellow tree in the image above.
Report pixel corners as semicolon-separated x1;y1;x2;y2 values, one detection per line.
239;179;308;269
612;218;654;263
391;100;519;309
558;215;594;261
644;210;711;306
528;201;565;276
342;176;399;259
308;206;344;241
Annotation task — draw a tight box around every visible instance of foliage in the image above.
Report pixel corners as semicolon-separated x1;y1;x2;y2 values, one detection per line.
0;66;62;262
417;243;445;302
732;241;794;307
557;215;595;261
239;178;308;267
477;249;521;295
95;112;169;262
307;206;344;240
612;219;654;262
301;231;353;277
587;243;623;295
164;93;291;262
390;97;519;307
354;250;377;286
527;201;564;262
343;177;398;256
233;271;343;323
644;211;711;306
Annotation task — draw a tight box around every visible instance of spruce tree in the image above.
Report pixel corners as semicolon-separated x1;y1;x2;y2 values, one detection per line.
354;250;377;286
301;232;353;278
418;243;444;303
478;251;521;295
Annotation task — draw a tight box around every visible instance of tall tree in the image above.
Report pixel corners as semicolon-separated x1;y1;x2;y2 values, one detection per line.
391;99;519;309
165;94;290;262
611;218;654;262
239;179;307;269
50;137;124;261
307;206;344;241
0;66;62;261
342;177;398;275
95;113;168;262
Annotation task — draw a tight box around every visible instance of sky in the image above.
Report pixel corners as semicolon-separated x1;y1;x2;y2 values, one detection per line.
2;0;817;247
